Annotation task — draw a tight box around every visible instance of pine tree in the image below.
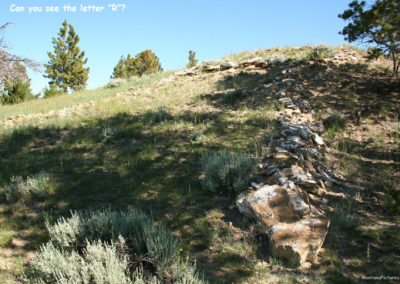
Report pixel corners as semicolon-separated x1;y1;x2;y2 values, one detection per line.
339;0;400;75
133;50;163;76
45;20;89;93
111;50;162;79
112;56;129;79
186;50;198;68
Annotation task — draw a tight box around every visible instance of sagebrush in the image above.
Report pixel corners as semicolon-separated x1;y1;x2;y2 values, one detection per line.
201;150;256;194
2;171;52;202
307;45;336;60
28;209;205;283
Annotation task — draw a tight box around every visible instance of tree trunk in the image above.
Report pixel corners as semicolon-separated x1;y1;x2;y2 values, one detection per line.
391;52;398;76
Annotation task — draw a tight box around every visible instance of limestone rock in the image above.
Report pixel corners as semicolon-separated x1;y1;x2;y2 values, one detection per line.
272;152;299;168
275;88;287;97
236;185;328;266
312;133;324;146
309;123;324;134
202;64;220;72
239;57;265;67
278;97;293;107
220;61;238;70
236;185;308;227
270;57;288;65
268;218;330;266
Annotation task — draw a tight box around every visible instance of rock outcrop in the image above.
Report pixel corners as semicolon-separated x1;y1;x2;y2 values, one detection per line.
236;79;331;267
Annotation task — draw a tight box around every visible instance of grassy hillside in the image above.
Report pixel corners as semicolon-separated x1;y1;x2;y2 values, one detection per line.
0;45;399;283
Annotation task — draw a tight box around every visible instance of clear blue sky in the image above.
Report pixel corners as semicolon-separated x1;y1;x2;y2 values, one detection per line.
0;0;352;94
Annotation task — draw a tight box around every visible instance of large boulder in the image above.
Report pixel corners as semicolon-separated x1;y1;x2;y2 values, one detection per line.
236;185;310;226
268;218;330;266
236;185;329;266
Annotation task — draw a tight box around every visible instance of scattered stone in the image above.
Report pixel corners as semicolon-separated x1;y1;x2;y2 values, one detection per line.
275;88;287;97
270;57;288;65
220;61;238;70
278;97;293;107
309;123;324;134
202;64;220;72
239;57;265;67
235;79;336;266
282;78;296;85
287;136;306;147
251;182;262;189
312;133;324;146
272;152;299;168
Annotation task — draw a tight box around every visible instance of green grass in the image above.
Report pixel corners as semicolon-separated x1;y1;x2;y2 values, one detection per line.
0;72;173;121
0;66;280;282
0;45;398;283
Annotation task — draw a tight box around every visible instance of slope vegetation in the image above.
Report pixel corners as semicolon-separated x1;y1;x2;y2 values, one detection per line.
0;45;399;283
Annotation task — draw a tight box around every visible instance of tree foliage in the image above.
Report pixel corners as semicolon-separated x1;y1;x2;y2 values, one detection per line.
339;0;400;75
45;20;89;93
43;85;64;98
0;22;39;85
0;62;33;105
186;50;198;68
112;50;162;79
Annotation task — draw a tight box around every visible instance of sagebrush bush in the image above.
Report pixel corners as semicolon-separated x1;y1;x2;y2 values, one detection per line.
322;111;348;130
2;171;52;202
329;207;359;229
105;78;127;88
201;150;256;194
101;125;123;142
30;241;132;284
307;45;336;60
28;209;206;283
150;106;173;123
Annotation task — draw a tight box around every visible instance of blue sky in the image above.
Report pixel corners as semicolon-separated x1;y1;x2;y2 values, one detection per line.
0;0;352;93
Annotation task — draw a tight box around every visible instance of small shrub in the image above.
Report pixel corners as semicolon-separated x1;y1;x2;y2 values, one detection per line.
329;205;359;229
221;90;246;105
307;45;336;60
385;190;400;220
186;50;198;69
191;131;209;144
105;78;127;89
101;125;123;142
43;85;64;98
150;106;173;123
36;209;199;282
144;224;182;273
29;241;132;284
1;80;33;105
2;171;52;202
0;230;13;248
201;150;256;194
322;111;348;132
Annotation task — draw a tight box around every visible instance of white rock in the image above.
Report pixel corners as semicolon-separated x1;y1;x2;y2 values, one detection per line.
312;133;324;145
220;61;238;70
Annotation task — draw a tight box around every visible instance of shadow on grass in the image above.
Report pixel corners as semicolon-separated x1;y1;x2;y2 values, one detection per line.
296;61;400;117
0;109;277;283
201;69;282;111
